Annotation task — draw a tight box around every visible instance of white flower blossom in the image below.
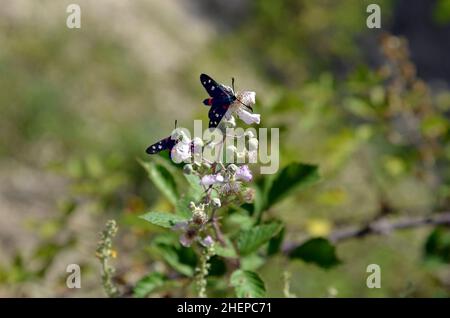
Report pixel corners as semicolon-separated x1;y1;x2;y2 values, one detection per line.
171;140;191;163
171;128;189;142
223;91;260;125
200;174;224;187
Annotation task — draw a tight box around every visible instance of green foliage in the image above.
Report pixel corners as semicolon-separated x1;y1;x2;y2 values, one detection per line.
264;163;320;210
140;212;187;229
267;226;285;256
433;0;450;25
139;160;179;205
230;270;266;298
424;227;450;264
176;175;204;217
148;235;197;277
289;238;341;269
133;272;167;298
237;222;283;256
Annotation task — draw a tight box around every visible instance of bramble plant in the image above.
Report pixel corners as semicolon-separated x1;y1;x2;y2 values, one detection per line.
127;82;321;298
88;34;450;299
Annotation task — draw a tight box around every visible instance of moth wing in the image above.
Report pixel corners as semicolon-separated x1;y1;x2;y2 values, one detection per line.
146;136;176;154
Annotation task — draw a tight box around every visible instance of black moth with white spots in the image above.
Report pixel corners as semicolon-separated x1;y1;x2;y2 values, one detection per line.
145;136;176;155
146;74;253;156
200;73;237;128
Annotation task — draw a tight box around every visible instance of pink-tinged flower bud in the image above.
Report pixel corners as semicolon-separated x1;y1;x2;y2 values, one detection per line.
200;235;214;247
236;165;253;182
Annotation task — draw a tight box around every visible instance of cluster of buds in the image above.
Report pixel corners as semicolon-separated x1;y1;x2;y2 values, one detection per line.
173;202;214;247
200;164;253;194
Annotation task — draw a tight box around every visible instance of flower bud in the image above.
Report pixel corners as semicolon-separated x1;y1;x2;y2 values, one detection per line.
183;164;194;175
200;235;214;247
212;198;221;208
227;164;238;174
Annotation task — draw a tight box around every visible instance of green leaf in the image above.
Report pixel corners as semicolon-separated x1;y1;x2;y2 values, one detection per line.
139;212;187;229
175;174;203;218
148;234;197;277
230;270;266;298
175;196;194;218
184;174;203;199
139;160;178;205
267;226;285;255
209;256;227;277
289;238;340;269
264;163;319;210
434;0;450;25
424;226;450;264
237;222;282;256
241;254;265;271
343;97;376;119
133;272;166;298
214;237;238;259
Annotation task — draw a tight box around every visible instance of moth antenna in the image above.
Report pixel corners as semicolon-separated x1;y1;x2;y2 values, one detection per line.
174;120;178;129
232;77;253;111
236;98;253;112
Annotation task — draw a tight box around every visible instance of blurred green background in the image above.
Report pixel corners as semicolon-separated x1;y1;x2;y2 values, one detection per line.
1;0;450;297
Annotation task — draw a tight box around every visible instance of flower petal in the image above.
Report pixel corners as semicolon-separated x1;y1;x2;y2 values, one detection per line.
200;174;224;187
236;108;260;125
171;141;191;163
200;235;214;247
236;165;253;182
237;91;256;106
180;233;194;247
